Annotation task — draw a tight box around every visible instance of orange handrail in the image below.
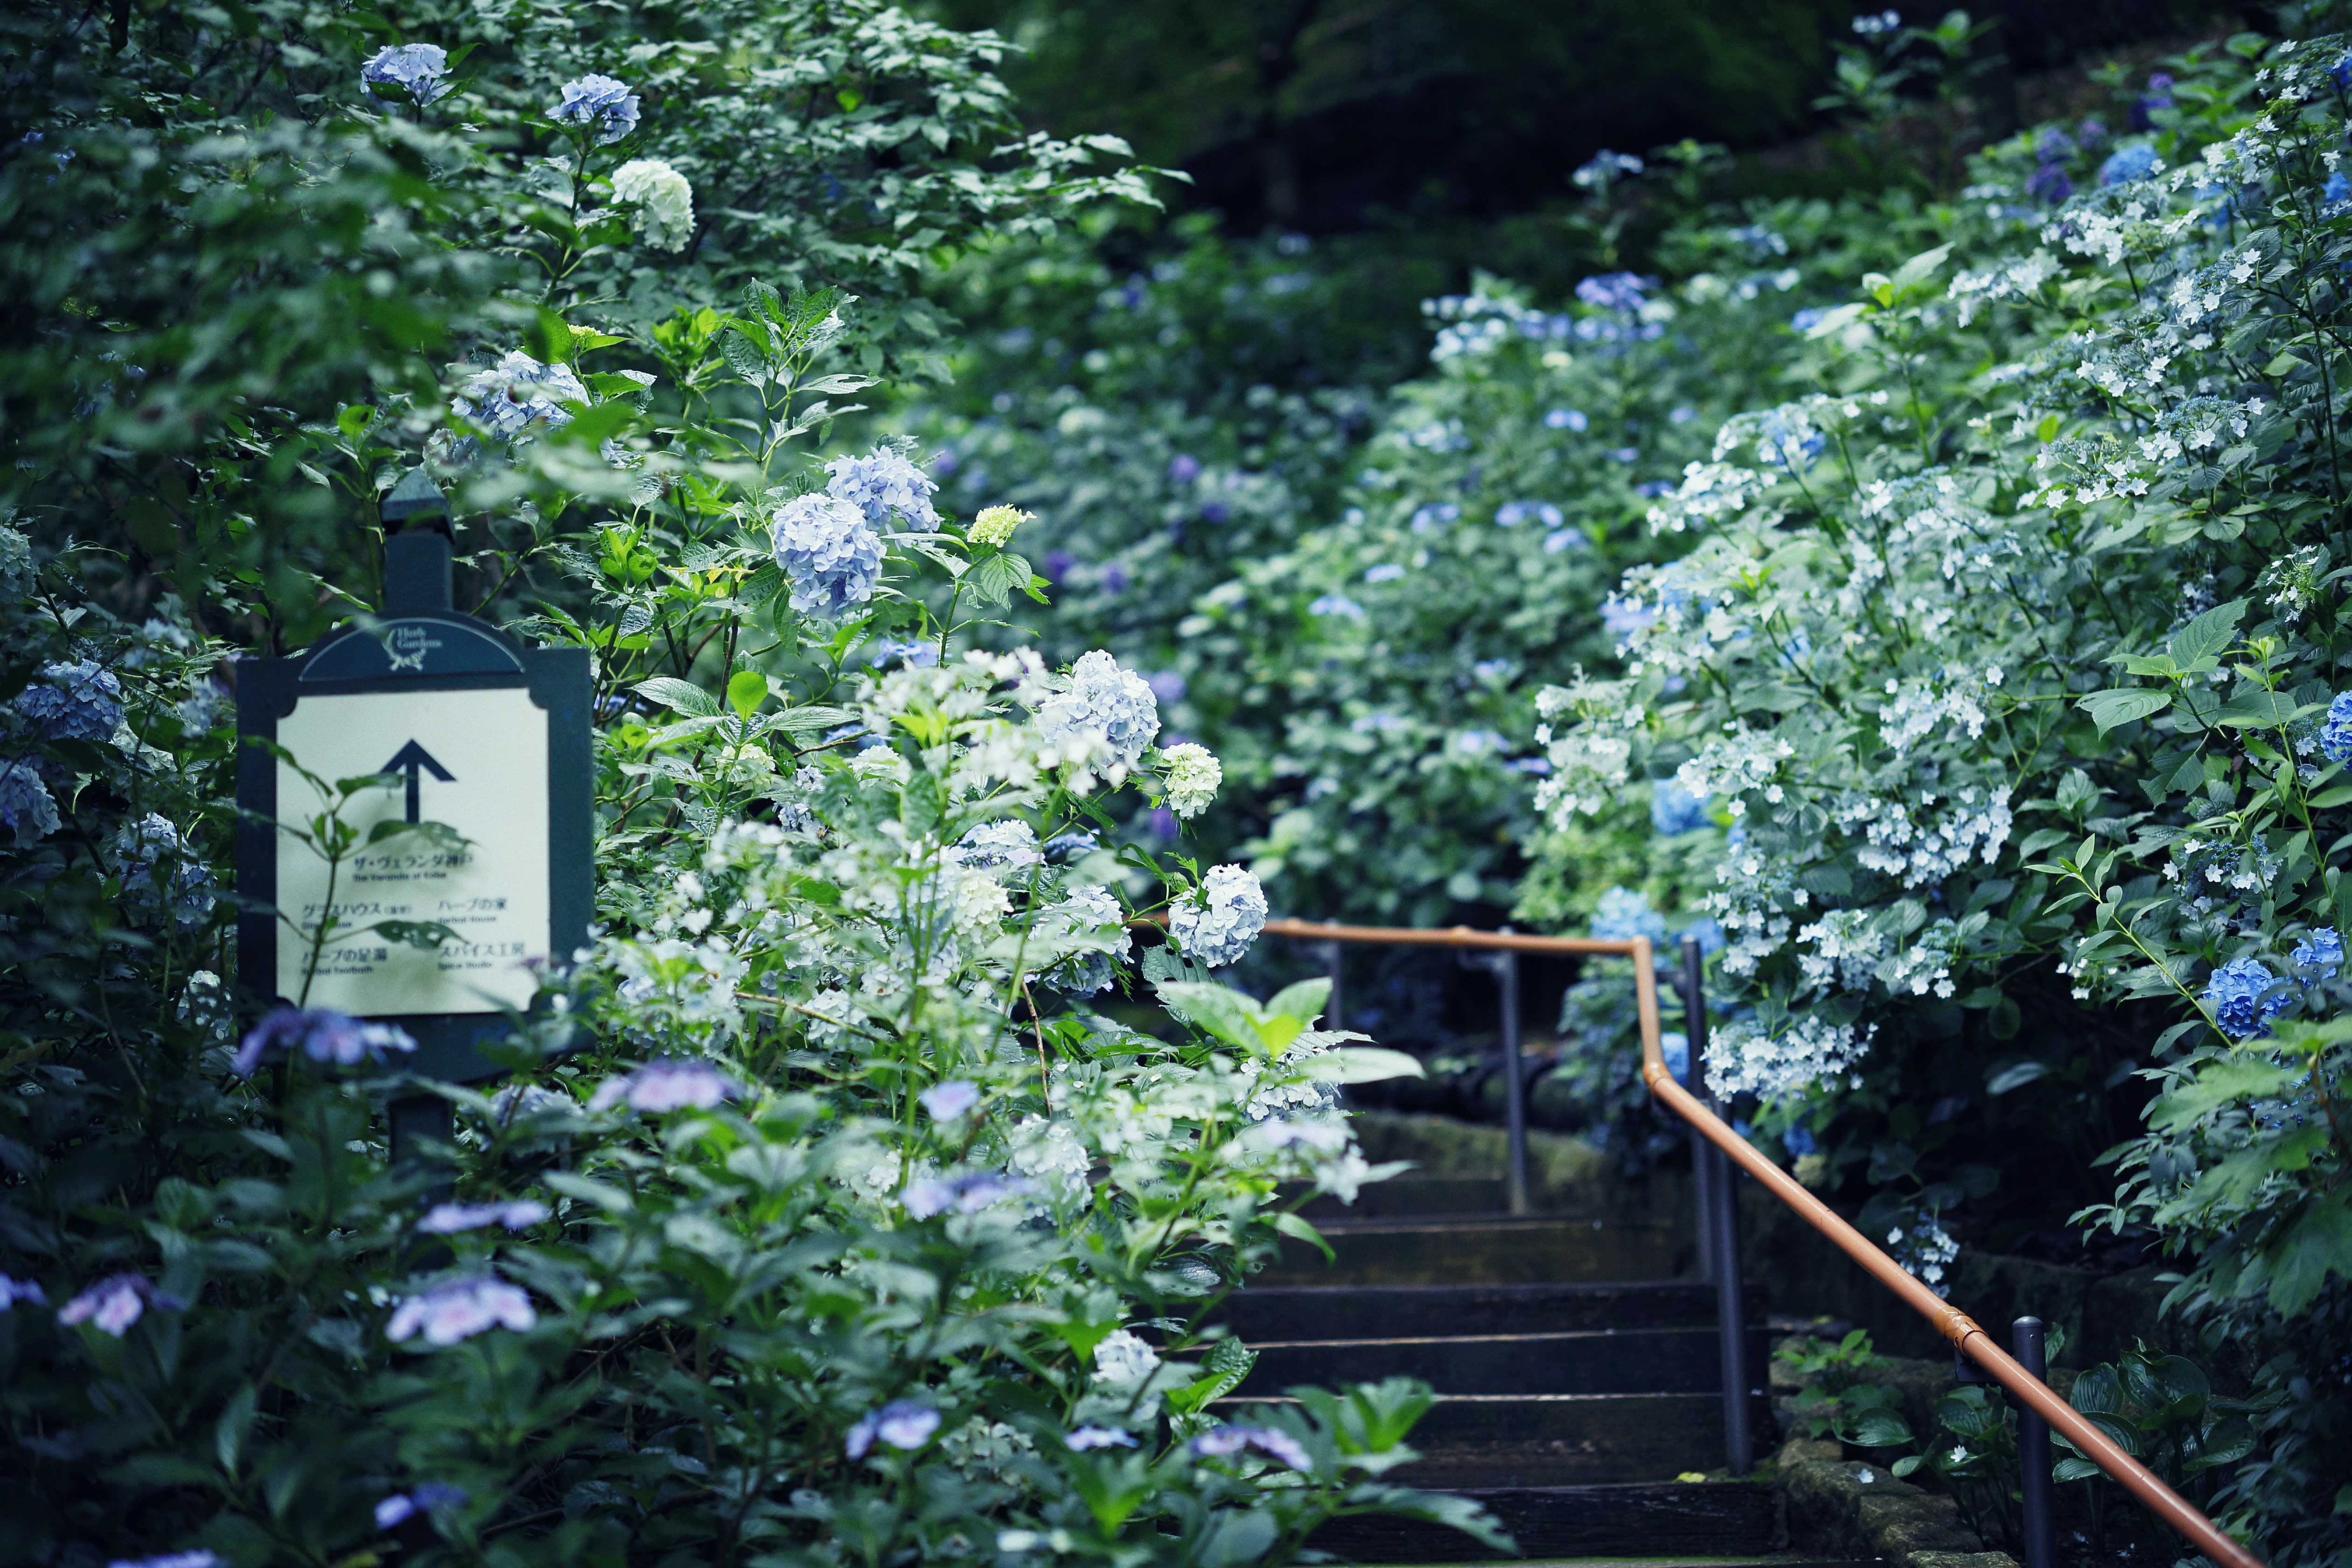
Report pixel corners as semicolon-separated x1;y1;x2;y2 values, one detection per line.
1220;917;2264;1568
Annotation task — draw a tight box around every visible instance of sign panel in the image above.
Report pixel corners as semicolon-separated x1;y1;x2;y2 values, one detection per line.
273;687;551;1015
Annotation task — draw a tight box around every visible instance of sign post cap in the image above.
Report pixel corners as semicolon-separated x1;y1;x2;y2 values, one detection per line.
381;468;450;532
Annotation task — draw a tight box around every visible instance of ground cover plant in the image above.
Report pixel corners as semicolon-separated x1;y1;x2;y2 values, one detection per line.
0;4;1515;1564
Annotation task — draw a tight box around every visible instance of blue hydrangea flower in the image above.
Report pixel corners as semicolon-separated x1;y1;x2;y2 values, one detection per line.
2326;171;2352;214
771;493;883;618
847;1400;940;1458
112;812;215;929
361;42;452;106
1037;650;1160;765
1545;407;1589;431
1171;864;1267;968
1409;502;1460;532
1308;594;1364;619
0;763;60;842
1756;411;1824;472
2319;692;2352;763
550;74;640;144
375;1485;467;1528
2204;957;2290;1039
825;447;939;530
2098;143;2160;187
1364;563;1406;583
451;351;587;440
1545;527;1586;553
1660;1030;1689;1084
1790;307;1828;332
1782;1123;1817;1157
1679;917;1726;957
1651;780;1712;836
16;658;123;741
2292;928;2344;980
2026;164;2073;205
1575;273;1648;314
1590;886;1668;944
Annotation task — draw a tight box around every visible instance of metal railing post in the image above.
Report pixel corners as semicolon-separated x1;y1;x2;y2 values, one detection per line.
2016;1316;2057;1568
1683;934;1751;1473
1682;941;1717;1283
1321;918;1345;1032
1498;940;1527;1215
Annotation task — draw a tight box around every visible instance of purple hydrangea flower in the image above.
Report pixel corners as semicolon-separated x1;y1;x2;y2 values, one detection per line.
233;1008;418;1075
1189;1423;1311;1470
60;1274;184;1337
106;1554;221;1568
550;74;640;144
16;659;123;742
770;492;883;619
1168;453;1201;484
918;1079;980;1120
1067;1426;1139;1450
587;1059;739;1113
0;1274;46;1309
417;1199;550;1234
826;447;939;530
361;43;452;107
1043;550;1075;583
901;1171;1032;1218
846;1400;940;1458
374;1483;468;1528
386;1274;537;1345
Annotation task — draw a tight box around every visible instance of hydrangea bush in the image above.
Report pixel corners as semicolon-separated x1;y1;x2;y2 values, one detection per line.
0;7;1510;1564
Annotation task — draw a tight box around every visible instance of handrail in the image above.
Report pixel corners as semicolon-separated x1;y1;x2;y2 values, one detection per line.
1187;916;2264;1568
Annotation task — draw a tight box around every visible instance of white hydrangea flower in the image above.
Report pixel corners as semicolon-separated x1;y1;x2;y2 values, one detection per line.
1160;742;1222;819
1092;1329;1161;1386
1705;1015;1875;1099
1041;884;1131;996
1170;865;1266;968
609;158;695;251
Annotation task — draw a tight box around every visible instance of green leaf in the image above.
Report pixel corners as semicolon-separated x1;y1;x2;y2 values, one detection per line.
1300;1047;1426;1084
216;1383;258;1476
2167;597;2248;669
2077;688;2172;733
1153;981;1270;1054
635;677;721;719
770;704;857;740
335;404;374;439
1265;977;1331;1025
1986;1060;2049;1095
2148;1060;2303;1130
726;670;766;721
964;551;1027;609
1891;243;1953;290
2263;1196;2352;1315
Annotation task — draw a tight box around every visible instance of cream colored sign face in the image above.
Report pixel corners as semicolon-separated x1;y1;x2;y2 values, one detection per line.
273;687;549;1015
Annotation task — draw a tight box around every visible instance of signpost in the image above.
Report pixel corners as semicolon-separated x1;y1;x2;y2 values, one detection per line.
236;470;592;1147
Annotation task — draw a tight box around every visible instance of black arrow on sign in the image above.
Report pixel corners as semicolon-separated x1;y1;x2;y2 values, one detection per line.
381;740;455;824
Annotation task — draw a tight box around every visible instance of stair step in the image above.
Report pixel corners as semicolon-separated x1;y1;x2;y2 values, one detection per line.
1257;1217;1680;1287
1305;1480;1778;1562
1294;1175;1509;1219
1216;1392;1724;1485
1239;1325;1729;1395
1217;1280;1755;1344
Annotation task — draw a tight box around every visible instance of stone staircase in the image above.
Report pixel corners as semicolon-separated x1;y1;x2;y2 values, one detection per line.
1211;1174;1826;1565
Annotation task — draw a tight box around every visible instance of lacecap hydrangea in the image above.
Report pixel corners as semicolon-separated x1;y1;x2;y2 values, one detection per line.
1170;865;1267;968
770;493;884;618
